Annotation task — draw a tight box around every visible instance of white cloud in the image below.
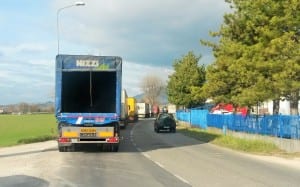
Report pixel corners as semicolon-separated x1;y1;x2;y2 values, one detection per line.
52;0;229;66
123;61;173;96
0;43;48;56
0;57;55;104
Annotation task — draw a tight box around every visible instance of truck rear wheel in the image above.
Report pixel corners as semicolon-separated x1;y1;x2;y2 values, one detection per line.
110;144;119;152
58;146;67;152
58;144;75;152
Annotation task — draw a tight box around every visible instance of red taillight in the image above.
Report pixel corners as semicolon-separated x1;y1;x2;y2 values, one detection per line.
58;137;70;143
106;137;119;143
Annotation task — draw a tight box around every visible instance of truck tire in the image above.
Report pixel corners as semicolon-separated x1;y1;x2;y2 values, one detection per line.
97;144;104;151
58;144;75;152
58;146;67;152
110;144;119;152
155;128;160;133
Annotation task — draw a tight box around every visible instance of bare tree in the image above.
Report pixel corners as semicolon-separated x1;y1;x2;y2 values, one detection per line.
29;104;40;113
18;102;29;114
140;75;165;106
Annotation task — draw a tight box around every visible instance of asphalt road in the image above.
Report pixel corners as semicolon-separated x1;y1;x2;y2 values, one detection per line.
0;119;300;187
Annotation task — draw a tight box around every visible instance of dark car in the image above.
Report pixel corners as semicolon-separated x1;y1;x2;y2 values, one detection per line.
154;113;176;133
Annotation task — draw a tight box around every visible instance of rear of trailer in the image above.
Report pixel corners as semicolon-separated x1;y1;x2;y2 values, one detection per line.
55;55;122;152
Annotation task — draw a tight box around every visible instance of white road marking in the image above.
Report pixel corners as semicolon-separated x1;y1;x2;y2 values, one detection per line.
131;121;191;186
174;174;191;185
154;161;165;169
142;153;151;159
137;148;143;152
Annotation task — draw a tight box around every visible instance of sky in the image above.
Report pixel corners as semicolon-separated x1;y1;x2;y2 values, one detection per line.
0;0;229;105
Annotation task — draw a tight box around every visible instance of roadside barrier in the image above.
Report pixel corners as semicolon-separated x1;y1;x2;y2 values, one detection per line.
176;109;300;139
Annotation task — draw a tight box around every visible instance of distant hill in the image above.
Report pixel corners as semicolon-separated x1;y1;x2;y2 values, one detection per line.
134;90;168;105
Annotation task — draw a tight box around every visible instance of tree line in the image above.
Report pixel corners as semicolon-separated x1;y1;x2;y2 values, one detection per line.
1;102;54;114
167;0;300;115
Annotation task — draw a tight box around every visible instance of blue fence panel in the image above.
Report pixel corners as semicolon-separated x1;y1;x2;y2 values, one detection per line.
290;116;300;139
177;109;300;139
190;109;209;129
207;114;223;129
176;111;190;123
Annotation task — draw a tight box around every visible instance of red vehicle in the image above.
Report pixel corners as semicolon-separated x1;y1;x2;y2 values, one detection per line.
211;103;247;116
152;105;160;118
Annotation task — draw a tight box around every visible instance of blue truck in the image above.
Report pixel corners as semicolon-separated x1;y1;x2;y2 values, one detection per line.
55;55;122;152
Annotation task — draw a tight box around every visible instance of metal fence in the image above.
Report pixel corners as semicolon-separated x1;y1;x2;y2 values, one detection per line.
176;109;300;139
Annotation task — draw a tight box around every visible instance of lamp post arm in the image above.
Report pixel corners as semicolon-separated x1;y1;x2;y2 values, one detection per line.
56;5;76;54
56;2;85;54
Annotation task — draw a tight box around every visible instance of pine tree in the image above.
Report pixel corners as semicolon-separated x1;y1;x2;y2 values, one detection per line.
202;0;300;114
167;51;206;108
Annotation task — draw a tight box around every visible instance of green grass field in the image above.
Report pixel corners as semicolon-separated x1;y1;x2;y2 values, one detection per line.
0;114;57;147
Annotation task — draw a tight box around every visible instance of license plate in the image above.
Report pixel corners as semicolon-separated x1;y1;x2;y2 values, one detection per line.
80;128;97;137
164;126;170;129
80;128;97;133
80;133;97;137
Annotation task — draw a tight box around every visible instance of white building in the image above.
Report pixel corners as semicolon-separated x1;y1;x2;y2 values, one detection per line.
255;100;300;115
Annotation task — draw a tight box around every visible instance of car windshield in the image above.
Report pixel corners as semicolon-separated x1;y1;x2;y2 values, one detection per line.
158;114;172;119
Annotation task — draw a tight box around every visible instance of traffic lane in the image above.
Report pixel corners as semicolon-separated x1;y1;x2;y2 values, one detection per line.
54;123;190;187
56;151;190;187
133;119;300;187
0;123;190;187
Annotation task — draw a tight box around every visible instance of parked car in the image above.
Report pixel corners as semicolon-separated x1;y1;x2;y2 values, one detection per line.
154;113;176;133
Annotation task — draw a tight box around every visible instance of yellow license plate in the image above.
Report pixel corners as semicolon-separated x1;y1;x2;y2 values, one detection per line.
80;128;97;133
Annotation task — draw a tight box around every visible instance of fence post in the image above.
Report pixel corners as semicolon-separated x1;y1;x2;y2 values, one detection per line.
189;109;192;125
223;124;227;135
222;113;227;135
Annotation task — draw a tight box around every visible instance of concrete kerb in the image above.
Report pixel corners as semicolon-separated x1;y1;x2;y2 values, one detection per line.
0;140;57;157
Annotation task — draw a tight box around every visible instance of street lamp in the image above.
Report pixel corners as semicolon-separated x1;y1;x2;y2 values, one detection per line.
57;2;85;54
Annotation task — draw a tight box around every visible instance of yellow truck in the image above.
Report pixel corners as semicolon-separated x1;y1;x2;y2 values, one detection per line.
127;97;138;122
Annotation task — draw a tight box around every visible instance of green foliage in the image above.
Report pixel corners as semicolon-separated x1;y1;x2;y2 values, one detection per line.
202;0;300;111
0;114;57;147
167;51;206;108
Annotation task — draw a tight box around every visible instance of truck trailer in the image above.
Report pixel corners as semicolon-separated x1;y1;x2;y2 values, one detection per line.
137;102;150;118
55;55;122;152
120;89;128;129
127;97;138;122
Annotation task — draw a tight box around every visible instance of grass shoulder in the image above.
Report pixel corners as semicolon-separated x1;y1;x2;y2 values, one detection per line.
177;123;300;158
0;114;57;147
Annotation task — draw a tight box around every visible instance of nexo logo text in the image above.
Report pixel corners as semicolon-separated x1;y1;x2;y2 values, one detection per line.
76;60;99;67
